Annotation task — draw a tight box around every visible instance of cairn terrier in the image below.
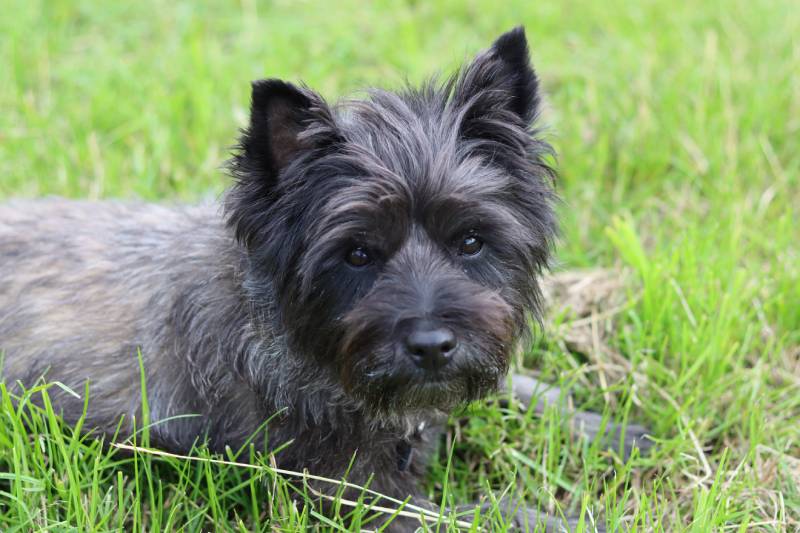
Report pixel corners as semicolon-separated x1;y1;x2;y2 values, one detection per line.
1;27;647;531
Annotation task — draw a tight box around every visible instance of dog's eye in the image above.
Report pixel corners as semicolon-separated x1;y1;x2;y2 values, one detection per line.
346;246;371;267
458;234;483;256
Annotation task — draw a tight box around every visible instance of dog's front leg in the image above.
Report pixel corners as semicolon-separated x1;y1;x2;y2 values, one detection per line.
507;374;653;459
455;497;605;532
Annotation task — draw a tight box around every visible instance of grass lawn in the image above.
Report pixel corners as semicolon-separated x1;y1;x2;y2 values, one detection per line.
1;0;798;531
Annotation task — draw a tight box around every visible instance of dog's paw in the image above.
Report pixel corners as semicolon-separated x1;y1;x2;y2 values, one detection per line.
616;421;654;459
489;501;605;533
510;509;605;532
572;411;654;460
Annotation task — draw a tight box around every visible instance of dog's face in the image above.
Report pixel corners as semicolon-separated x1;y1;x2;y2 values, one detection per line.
227;28;556;414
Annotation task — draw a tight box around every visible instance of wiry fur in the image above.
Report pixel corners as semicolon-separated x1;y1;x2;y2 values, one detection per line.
0;28;583;530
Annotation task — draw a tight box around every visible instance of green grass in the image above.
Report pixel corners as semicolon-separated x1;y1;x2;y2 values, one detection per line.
1;0;798;531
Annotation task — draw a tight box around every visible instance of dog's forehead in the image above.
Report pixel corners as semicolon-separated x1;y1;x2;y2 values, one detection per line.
337;92;444;177
334;93;511;214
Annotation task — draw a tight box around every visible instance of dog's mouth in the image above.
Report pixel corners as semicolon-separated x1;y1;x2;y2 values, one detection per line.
336;284;518;413
340;344;509;413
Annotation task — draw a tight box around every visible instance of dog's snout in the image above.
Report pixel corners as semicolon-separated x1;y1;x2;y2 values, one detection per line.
404;321;457;372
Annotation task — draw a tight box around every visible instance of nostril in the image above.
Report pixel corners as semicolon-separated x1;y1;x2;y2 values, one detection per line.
440;339;455;353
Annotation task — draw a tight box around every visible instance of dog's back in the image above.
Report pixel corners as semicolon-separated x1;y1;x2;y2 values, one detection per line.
0;199;240;439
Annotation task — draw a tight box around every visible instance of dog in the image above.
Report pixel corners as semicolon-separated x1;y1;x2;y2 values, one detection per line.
0;27;647;531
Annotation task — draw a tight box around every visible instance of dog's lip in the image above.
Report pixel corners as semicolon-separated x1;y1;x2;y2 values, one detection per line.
361;362;457;388
374;367;451;386
410;372;448;386
400;357;456;382
353;346;506;396
350;364;502;411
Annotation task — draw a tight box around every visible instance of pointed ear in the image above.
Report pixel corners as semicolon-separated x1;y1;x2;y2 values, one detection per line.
454;26;541;125
239;79;338;180
227;80;339;247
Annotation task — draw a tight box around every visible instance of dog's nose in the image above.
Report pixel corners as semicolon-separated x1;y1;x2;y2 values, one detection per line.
404;323;457;371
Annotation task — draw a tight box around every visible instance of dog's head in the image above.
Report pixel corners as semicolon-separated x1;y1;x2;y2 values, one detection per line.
227;28;557;414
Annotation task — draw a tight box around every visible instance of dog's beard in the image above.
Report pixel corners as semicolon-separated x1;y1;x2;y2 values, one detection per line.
334;281;519;414
338;341;510;414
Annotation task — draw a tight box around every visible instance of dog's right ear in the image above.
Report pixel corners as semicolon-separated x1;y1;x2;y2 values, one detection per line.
227;80;339;247
235;79;339;184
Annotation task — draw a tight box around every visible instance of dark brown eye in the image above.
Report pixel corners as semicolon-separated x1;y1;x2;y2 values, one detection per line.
459;234;483;256
346;247;371;267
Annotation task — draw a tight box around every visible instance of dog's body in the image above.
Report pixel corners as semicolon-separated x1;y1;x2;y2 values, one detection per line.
0;199;434;498
1;28;645;531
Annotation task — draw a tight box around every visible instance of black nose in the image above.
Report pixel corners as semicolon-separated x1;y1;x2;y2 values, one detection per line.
404;323;457;372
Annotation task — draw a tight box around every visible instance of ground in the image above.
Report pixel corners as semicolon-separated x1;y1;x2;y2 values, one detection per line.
0;0;798;531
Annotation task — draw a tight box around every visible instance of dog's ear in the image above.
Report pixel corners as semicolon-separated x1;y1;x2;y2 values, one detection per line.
237;79;339;181
453;26;540;127
227;79;340;247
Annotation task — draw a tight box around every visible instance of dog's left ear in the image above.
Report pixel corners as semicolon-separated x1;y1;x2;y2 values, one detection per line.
454;26;540;126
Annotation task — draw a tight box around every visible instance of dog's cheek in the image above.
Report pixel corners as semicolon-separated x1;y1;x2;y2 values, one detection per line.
460;241;547;324
282;262;375;363
462;292;518;377
335;307;386;388
335;328;371;393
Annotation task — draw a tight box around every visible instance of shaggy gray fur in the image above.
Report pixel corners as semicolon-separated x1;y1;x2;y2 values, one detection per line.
1;28;649;532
